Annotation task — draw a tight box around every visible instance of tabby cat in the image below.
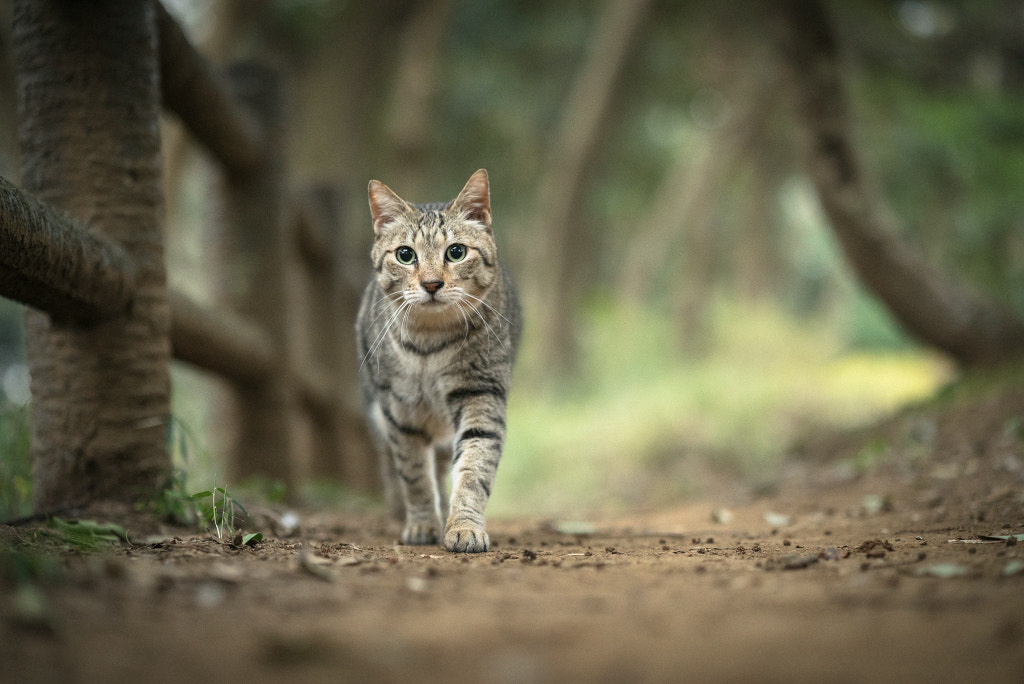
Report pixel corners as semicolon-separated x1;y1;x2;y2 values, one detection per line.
355;169;521;553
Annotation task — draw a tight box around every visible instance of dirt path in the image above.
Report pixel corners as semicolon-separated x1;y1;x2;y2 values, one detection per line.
3;384;1024;682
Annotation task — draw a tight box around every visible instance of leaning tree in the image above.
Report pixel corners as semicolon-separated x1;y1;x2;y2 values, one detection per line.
772;0;1024;367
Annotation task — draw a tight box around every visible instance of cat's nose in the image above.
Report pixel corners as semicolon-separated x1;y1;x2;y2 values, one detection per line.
421;280;444;294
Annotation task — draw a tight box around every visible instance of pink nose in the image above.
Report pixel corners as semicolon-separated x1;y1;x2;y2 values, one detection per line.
421;280;444;294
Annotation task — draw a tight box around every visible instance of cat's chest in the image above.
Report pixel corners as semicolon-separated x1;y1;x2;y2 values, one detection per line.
388;365;446;405
385;366;455;440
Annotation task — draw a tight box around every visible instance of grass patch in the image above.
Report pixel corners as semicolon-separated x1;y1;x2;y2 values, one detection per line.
0;402;31;520
490;297;950;517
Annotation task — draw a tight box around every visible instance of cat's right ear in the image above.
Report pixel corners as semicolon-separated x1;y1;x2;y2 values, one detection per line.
368;180;410;234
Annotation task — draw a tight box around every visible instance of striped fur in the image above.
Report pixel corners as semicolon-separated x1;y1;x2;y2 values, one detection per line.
356;169;521;553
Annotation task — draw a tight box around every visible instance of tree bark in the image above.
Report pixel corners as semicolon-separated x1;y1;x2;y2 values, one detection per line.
0;175;136;321
772;0;1024;367
14;0;171;510
530;0;651;370
0;1;17;178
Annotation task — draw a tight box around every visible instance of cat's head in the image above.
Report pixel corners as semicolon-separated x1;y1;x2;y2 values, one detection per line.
367;169;498;314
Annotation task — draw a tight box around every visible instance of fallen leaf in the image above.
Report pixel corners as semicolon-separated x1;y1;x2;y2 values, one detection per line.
1001;560;1024;577
763;512;792;527
774;553;818;570
914;563;969;579
553;521;596;536
405;576;429;593
861;494;892;515
297;552;334;582
242;532;263;546
977;533;1024;543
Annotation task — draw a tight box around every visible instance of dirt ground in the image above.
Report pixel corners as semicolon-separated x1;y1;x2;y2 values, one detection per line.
2;379;1024;683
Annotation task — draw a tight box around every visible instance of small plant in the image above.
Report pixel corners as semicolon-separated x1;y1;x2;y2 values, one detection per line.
190;484;250;540
155;416;261;543
147;415;208;526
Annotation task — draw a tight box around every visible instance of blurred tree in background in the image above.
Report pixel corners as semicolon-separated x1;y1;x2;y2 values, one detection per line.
156;0;1023;365
1;0;1023;512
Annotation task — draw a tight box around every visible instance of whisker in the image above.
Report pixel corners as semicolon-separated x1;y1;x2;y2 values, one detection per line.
453;289;507;352
398;298;414;348
452;300;474;356
366;291;406;329
458;291;515;328
360;299;413;371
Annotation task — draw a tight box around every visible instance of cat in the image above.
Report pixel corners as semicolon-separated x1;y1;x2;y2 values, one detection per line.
355;169;521;553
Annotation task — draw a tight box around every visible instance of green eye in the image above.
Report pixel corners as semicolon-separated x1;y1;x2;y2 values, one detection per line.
395;246;416;265
445;244;467;263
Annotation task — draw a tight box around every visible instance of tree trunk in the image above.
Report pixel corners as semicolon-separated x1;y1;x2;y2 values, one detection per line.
620;73;777;302
0;1;17;178
530;0;651;370
734;140;784;302
213;63;296;490
14;0;171;510
383;0;453;197
772;0;1024;367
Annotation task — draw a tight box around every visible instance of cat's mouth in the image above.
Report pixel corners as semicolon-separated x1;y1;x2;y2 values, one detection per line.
415;294;452;310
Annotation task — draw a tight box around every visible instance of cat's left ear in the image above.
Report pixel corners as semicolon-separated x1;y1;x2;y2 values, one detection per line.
451;169;491;230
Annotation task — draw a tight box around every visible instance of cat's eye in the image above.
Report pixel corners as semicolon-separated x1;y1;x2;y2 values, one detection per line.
395;246;417;265
445;244;467;263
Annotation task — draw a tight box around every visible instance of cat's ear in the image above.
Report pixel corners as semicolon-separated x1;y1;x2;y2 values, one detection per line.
368;180;412;234
451;169;491;230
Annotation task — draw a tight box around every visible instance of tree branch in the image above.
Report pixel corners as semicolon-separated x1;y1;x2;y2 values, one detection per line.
772;0;1024;366
157;2;263;179
0;174;136;321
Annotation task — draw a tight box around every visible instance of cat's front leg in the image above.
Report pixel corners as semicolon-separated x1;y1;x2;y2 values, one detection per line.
444;426;504;553
390;441;443;546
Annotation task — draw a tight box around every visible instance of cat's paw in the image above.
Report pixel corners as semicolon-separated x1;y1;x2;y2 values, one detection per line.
443;523;490;553
401;522;439;546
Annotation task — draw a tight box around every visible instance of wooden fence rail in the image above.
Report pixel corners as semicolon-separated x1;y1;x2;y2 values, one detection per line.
0;0;372;513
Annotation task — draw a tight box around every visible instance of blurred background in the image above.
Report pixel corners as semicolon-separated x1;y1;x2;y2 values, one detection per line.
2;0;1023;519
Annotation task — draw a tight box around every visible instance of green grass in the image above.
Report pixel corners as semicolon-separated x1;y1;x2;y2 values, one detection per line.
0;402;31;520
489;297;951;518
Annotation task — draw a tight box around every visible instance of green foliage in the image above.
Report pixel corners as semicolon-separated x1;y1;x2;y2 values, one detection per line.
852;438;889;475
0;551;57;592
236;475;288;506
157;416;256;540
492;298;948;517
145;414;205;526
0;543;62;633
844;290;916;351
190;486;250;540
857;73;1024;311
43;518;130;553
0;402;31;520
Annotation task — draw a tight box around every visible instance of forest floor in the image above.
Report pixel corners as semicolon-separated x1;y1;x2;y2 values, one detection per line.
2;375;1024;683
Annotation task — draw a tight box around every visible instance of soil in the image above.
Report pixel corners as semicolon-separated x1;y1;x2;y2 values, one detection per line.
2;379;1024;683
